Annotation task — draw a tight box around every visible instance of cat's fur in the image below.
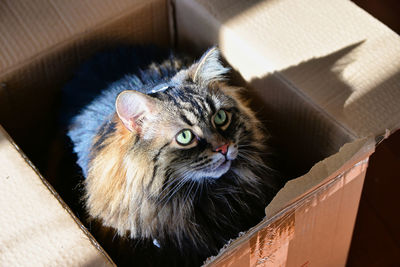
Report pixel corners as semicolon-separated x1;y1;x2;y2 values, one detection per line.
66;46;278;266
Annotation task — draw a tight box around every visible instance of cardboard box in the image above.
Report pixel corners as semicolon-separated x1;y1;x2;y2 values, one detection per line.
0;0;399;266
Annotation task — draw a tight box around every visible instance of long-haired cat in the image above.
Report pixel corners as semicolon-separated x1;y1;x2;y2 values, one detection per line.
65;46;280;266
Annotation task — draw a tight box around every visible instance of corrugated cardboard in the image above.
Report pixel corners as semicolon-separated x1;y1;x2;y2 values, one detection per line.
0;0;399;266
0;126;113;266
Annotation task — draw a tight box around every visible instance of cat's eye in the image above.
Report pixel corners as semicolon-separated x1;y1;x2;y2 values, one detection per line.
176;129;194;146
214;110;228;126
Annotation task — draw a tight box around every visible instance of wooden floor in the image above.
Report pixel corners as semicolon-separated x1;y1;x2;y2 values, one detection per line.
345;2;400;266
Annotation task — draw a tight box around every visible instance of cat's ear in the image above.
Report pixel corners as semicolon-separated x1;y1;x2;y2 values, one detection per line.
190;47;230;86
115;90;157;133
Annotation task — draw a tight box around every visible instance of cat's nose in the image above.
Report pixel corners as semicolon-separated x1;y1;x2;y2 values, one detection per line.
214;143;229;155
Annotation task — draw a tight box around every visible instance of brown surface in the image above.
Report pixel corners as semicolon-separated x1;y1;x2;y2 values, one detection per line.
347;1;400;266
347;131;400;266
352;0;400;34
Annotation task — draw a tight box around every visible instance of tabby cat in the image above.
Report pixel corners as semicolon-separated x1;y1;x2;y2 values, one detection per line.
66;46;279;266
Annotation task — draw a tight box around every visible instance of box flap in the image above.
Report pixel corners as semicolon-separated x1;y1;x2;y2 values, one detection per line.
176;0;400;138
0;0;168;76
0;127;114;266
204;137;374;266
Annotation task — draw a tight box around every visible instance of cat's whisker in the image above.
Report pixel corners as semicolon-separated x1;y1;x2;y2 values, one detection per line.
127;174;185;218
238;147;272;157
237;148;264;157
157;178;186;206
156;176;183;199
239;159;273;173
183;179;196;204
158;176;192;212
193;182;200;202
157;169;194;204
128;181;178;219
237;153;262;163
137;174;181;205
178;181;194;217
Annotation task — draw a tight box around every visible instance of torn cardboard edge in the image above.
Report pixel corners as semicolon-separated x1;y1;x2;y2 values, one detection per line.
265;136;375;218
0;125;115;266
203;136;375;266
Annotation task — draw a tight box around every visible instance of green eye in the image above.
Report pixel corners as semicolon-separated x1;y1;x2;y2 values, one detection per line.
176;129;194;145
214;110;228;126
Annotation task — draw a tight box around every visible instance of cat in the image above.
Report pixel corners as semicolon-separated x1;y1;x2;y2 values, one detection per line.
65;46;280;266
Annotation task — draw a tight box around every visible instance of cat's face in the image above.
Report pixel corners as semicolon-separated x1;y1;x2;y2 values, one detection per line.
116;48;264;186
146;84;244;182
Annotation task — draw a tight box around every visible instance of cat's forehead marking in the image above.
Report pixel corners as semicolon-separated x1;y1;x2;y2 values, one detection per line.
211;95;220;107
206;93;226;111
192;125;204;138
181;110;198;126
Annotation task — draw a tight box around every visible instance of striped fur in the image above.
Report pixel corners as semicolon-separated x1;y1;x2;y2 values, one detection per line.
67;47;279;265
